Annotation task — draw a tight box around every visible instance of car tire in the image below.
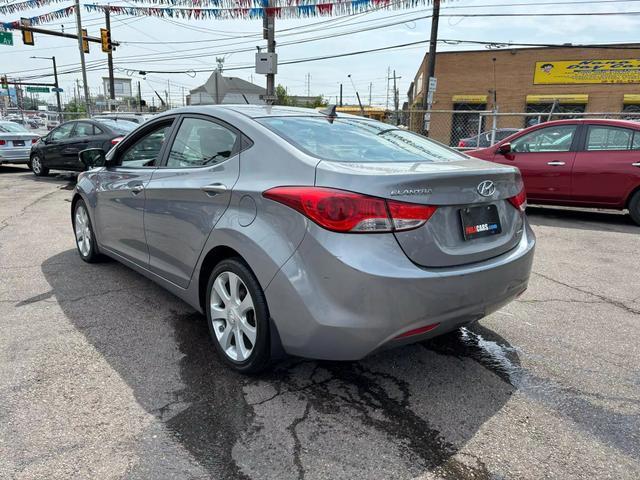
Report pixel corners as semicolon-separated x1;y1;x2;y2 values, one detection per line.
629;190;640;226
73;199;101;263
206;258;271;374
30;155;49;177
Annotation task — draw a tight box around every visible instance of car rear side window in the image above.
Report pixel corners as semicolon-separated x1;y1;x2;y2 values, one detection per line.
74;122;95;137
586;126;635;151
166;118;237;168
257;117;466;162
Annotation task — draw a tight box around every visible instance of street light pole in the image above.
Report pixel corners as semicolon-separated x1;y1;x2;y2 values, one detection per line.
30;56;63;122
52;57;63;122
422;0;440;135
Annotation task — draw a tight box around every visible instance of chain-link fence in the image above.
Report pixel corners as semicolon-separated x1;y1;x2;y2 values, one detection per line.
393;109;640;149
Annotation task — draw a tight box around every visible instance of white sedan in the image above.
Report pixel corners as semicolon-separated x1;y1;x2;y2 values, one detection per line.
0;121;40;166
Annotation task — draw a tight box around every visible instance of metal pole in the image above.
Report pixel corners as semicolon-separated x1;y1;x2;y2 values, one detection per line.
339;83;343;107
52;56;62;122
393;70;398;125
422;0;440;134
74;0;91;115
369;82;372;106
105;8;116;112
265;4;276;102
138;81;142;112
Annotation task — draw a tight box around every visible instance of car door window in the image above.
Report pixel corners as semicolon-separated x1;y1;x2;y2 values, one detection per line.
586;126;634;151
511;125;577;153
166;118;237;168
118;123;171;168
633;132;640;150
50;123;75;141
74;122;95;137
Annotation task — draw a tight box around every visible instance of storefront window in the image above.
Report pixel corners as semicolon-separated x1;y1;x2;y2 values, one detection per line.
524;103;586;128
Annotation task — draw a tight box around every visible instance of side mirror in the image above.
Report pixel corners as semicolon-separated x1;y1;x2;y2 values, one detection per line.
496;143;512;155
79;148;106;170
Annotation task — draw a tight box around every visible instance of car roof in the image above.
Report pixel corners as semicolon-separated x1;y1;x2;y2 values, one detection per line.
526;118;640;129
158;105;364;120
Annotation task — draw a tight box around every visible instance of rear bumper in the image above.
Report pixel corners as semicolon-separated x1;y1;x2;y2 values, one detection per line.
0;149;30;164
265;221;535;361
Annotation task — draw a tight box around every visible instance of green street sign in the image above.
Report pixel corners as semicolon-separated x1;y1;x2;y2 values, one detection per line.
0;31;13;46
26;86;50;93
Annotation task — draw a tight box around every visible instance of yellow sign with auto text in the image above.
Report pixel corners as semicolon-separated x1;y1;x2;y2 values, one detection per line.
533;59;640;84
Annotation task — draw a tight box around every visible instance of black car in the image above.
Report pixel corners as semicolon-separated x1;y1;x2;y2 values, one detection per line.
457;128;521;148
29;118;136;176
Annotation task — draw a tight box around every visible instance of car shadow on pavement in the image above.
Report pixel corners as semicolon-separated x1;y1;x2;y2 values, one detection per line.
526;205;637;233
41;249;520;480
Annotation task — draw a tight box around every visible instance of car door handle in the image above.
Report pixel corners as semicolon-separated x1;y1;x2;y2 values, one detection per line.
632;162;640;168
547;161;566;166
131;184;144;194
201;183;228;196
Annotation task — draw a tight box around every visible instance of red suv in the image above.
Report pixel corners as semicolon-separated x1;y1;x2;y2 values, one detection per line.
467;119;640;225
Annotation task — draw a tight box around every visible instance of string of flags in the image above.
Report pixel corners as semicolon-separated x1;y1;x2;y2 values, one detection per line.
1;0;427;29
1;6;74;29
0;0;69;15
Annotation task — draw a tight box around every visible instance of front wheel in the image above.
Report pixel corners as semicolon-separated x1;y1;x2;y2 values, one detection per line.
30;155;49;177
73;199;101;263
629;190;640;226
206;259;271;373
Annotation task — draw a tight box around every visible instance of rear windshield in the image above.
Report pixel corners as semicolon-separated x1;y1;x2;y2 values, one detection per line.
0;122;28;133
257;116;466;162
94;118;138;135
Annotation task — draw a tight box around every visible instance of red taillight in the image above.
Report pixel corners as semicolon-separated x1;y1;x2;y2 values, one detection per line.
0;140;5;146
263;187;437;233
458;140;466;147
507;187;527;212
111;136;124;145
31;138;38;144
394;322;440;339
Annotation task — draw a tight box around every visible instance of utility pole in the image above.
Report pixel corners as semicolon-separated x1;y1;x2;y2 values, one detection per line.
339;83;343;107
182;86;185;107
137;81;142;112
393;70;399;125
422;0;440;135
369;82;372;106
385;66;391;110
52;57;62;122
263;4;276;102
306;73;311;98
74;0;91;115
167;80;171;109
104;7;116;112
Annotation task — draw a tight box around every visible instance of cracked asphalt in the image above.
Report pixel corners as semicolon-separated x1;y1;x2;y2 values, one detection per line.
1;165;639;480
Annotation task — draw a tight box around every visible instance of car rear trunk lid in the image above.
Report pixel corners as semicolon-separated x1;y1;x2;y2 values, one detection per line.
314;158;525;267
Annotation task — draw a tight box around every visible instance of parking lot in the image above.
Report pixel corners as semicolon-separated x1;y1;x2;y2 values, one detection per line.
0;165;638;479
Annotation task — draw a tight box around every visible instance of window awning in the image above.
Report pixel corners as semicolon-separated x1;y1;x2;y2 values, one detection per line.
623;94;640;104
452;95;487;104
526;94;589;104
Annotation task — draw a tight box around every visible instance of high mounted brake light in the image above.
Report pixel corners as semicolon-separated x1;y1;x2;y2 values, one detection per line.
263;186;437;233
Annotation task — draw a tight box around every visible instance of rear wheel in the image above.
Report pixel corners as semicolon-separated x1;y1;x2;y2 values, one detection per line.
30;155;49;177
206;259;271;373
629;190;640;226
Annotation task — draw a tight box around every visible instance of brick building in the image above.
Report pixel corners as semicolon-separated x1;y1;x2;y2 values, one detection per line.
407;45;640;145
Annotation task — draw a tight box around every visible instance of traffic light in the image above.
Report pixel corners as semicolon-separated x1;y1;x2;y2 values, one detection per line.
100;28;112;53
21;18;34;46
1;76;8;89
82;28;89;53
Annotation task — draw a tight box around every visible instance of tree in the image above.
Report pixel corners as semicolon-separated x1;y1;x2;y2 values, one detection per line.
64;99;86;114
310;95;328;108
275;84;292;106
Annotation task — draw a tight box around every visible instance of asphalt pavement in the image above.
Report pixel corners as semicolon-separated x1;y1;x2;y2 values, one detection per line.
0;165;638;480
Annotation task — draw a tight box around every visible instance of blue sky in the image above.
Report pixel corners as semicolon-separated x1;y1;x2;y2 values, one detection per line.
1;0;639;107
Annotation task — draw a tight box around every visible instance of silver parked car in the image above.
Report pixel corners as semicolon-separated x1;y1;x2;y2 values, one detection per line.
0;121;40;166
72;106;535;373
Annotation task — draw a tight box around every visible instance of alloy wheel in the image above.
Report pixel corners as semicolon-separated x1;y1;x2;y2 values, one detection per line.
31;156;41;175
74;205;92;257
209;271;257;362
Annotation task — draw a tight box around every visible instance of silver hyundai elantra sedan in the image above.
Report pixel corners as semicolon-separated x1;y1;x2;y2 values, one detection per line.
72;105;535;373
